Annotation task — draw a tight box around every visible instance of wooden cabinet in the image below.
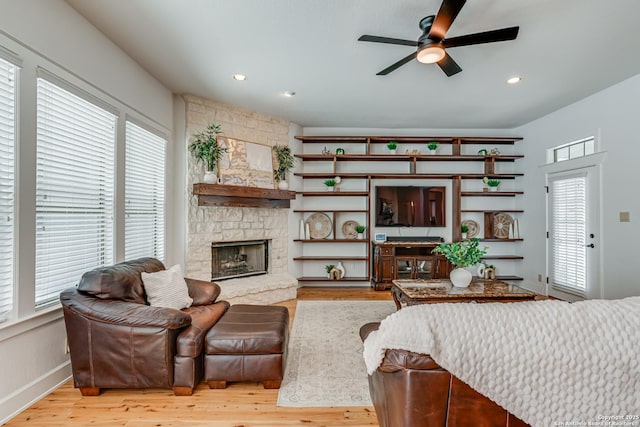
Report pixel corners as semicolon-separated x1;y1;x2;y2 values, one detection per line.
372;242;448;290
293;135;524;287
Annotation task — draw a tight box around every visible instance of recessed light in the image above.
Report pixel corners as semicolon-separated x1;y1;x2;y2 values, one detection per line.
233;74;247;81
507;76;522;84
283;91;296;97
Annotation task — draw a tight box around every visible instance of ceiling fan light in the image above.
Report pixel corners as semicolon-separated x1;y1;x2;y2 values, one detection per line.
417;44;445;64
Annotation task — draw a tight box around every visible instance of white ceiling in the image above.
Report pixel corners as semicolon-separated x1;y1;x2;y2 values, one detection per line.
65;0;640;129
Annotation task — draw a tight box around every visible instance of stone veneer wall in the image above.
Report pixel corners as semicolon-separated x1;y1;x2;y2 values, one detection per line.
184;95;291;280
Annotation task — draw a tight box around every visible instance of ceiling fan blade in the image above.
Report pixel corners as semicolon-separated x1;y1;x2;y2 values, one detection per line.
429;0;467;40
358;35;418;47
443;26;520;48
377;52;418;75
437;52;462;77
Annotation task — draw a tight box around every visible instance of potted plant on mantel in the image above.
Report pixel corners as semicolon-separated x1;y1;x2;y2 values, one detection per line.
189;123;228;184
273;145;295;190
432;238;487;288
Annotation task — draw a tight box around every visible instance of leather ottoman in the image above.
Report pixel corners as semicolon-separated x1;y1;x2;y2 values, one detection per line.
204;304;289;389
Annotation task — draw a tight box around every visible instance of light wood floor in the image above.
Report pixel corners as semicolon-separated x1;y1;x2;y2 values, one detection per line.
5;287;392;427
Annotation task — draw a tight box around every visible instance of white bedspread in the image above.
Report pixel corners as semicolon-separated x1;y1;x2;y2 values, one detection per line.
363;297;640;426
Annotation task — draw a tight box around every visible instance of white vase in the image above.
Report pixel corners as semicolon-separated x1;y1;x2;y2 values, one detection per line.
357;233;364;240
388;149;396;154
477;264;486;277
336;261;346;279
489;186;499;192
278;180;289;190
461;232;467;240
326;186;335;192
429;149;437;155
299;219;305;240
450;267;472;288
203;171;218;183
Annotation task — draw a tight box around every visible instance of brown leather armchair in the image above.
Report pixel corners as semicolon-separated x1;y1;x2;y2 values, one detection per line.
60;258;229;396
360;322;530;427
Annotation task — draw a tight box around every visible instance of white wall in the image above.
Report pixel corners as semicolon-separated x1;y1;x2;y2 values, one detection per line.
516;73;640;299
0;0;173;423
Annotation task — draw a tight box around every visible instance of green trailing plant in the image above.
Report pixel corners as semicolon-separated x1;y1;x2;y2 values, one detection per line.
325;264;336;273
432;238;487;268
272;145;295;182
483;177;501;187
324;179;336;187
461;225;469;233
189;123;227;172
386;141;398;150
355;225;366;233
427;142;439;151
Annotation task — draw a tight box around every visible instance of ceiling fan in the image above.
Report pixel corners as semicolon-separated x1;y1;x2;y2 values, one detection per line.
358;0;519;77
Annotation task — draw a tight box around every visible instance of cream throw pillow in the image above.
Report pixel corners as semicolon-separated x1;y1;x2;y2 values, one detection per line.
142;264;193;310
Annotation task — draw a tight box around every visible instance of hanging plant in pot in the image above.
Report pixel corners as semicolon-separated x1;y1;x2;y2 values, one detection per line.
189;123;228;183
432;238;487;288
273;145;295;190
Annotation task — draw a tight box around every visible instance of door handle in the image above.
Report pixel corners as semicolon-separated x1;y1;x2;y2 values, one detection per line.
584;243;594;248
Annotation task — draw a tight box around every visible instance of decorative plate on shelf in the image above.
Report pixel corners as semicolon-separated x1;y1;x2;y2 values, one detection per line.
305;212;332;239
461;219;479;238
341;220;359;239
493;213;513;239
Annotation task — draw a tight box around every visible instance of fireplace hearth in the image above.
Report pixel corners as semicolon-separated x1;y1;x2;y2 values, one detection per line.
211;240;269;281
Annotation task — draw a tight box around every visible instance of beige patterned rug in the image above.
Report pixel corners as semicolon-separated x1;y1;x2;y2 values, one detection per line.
277;300;396;407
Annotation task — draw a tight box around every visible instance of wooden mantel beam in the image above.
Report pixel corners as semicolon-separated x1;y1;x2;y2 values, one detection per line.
192;183;297;208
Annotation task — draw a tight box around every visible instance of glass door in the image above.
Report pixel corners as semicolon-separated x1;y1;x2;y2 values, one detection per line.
395;257;415;280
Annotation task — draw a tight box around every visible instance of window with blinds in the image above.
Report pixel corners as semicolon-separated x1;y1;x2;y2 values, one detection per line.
0;57;16;322
549;173;587;294
35;77;116;307
124;121;166;260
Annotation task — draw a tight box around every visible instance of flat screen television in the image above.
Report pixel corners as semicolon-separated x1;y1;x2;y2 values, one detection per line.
375;186;446;227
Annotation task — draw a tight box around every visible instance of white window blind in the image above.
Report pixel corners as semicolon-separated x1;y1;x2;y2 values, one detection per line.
549;173;587;293
0;58;16;322
35;77;116;307
124;121;166;260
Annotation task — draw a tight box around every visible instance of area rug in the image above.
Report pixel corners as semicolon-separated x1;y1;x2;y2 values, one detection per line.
277;300;396;407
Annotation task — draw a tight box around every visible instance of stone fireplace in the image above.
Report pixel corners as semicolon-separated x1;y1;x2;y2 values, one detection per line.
184;95;298;305
211;239;269;281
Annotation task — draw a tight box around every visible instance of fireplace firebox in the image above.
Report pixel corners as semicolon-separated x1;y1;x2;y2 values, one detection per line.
211;240;269;281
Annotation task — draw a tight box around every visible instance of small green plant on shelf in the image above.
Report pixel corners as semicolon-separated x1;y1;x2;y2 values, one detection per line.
461;224;469;233
325;264;336;273
386;141;398;151
355;225;366;233
483;176;501;191
427;142;438;152
324;179;336;187
432;238;487;268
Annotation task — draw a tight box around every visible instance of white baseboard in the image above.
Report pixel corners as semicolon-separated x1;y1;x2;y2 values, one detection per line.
0;361;71;425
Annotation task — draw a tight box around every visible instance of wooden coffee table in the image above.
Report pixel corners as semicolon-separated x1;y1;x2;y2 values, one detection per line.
391;278;539;309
